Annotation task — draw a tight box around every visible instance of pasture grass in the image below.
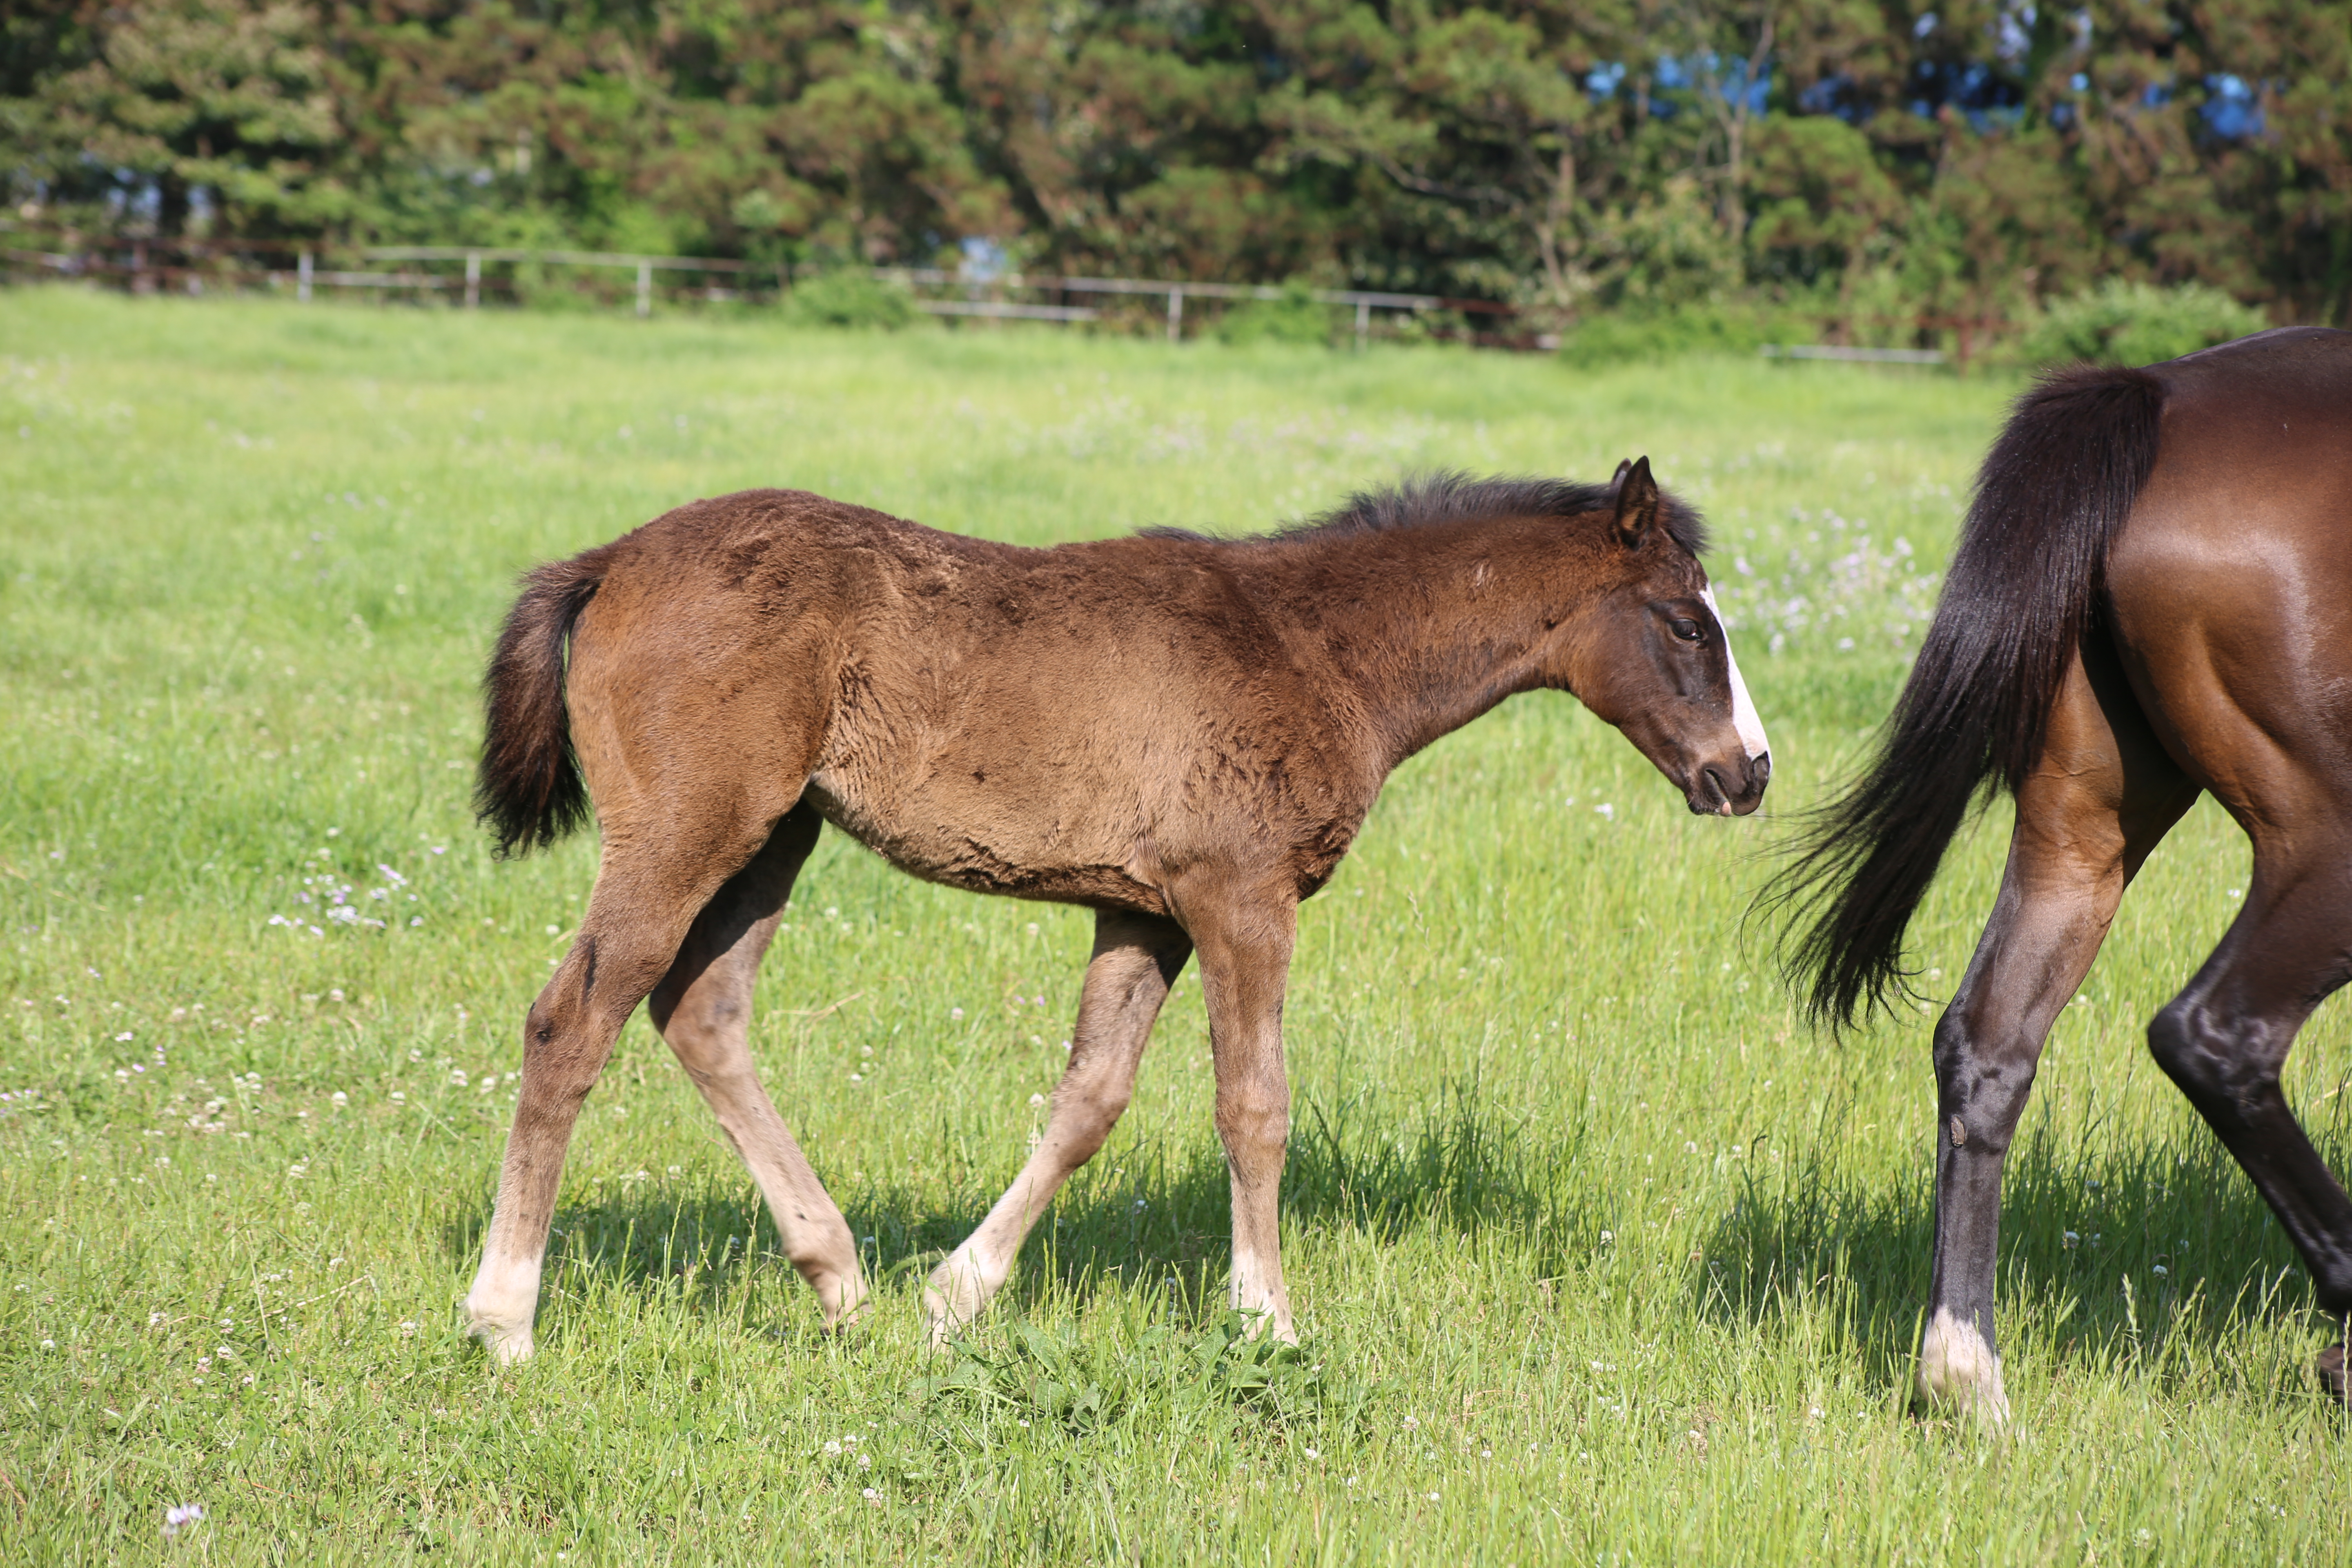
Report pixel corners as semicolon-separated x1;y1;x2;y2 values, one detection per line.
1;289;2345;1562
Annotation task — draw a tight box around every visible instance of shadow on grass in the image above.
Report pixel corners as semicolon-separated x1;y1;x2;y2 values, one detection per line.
994;1074;1599;1319
438;1075;1600;1332
1695;1095;2339;1396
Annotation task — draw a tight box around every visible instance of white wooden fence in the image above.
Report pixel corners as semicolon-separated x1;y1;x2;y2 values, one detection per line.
344;246;1530;349
8;232;1951;361
0;229;1560;350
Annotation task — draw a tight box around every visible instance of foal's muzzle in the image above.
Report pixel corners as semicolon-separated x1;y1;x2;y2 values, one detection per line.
1689;750;1770;817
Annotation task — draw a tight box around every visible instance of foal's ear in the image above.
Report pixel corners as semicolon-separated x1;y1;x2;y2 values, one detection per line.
1607;458;1633;495
1611;456;1659;548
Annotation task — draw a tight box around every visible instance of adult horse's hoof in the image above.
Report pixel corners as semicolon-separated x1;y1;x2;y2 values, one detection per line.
2319;1345;2348;1405
1915;1308;2010;1427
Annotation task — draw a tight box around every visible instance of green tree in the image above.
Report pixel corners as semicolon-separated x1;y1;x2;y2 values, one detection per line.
6;0;2349;331
5;0;342;238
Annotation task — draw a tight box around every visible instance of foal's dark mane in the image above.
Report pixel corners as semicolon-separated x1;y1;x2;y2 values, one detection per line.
1143;471;1709;554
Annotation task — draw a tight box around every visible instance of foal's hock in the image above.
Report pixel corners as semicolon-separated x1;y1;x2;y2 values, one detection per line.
462;461;1770;1361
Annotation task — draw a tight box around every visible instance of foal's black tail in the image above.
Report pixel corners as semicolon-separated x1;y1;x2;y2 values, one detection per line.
1766;364;2166;1031
477;549;609;858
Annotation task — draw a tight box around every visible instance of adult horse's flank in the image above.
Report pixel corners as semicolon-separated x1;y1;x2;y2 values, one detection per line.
463;461;1771;1361
1774;327;2352;1421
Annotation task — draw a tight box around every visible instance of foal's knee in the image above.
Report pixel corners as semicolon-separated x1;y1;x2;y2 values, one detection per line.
1050;1078;1134;1154
1214;1085;1290;1162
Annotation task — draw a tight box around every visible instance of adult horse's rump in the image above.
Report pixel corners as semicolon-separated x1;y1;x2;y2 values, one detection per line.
1774;326;2352;1420
461;463;1770;1361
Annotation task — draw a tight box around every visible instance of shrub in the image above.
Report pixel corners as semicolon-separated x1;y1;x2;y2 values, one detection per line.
2021;280;2267;368
1216;281;1336;347
1557;303;1810;368
780;269;921;330
1584;176;1745;313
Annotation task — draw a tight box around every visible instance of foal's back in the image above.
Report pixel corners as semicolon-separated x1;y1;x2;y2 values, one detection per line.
565;489;1374;914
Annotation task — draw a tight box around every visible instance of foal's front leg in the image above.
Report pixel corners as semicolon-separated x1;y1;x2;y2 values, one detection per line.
1185;886;1300;1341
924;909;1192;1343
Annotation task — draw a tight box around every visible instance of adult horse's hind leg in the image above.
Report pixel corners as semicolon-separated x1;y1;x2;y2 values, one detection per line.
648;801;866;1327
924;909;1192;1343
463;813;781;1363
2146;840;2352;1401
1918;646;2195;1421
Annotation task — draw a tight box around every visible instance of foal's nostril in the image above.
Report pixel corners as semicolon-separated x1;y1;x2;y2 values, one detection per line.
1697;766;1732;814
1753;750;1773;789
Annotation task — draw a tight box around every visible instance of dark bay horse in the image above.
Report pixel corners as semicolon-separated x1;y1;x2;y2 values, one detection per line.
1774;327;2352;1420
462;460;1771;1361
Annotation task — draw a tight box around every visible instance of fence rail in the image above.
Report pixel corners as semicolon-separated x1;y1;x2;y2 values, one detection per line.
1761;342;1947;365
1;229;1989;365
0;230;1551;348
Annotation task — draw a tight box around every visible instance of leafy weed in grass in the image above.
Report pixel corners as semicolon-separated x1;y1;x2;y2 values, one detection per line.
915;1313;1374;1435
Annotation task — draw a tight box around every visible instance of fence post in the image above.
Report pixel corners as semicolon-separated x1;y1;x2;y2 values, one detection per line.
465;251;481;309
1355;298;1370;352
636;261;652;318
1166;285;1184;343
297;249;312;302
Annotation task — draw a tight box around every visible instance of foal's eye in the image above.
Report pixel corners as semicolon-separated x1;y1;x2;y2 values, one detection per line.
1669;617;1702;642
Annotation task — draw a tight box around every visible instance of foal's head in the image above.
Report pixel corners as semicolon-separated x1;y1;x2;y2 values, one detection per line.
1552;458;1771;816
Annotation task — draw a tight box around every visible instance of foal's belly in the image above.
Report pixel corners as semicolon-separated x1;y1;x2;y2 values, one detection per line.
800;769;1171;914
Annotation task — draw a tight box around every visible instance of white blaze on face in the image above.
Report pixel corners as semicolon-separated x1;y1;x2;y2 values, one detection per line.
1700;586;1770;761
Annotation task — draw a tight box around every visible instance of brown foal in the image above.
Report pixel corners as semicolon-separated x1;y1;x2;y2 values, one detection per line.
463;460;1770;1361
1776;327;2352;1419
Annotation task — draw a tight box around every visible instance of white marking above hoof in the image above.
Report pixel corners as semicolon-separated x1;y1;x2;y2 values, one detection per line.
922;1247;1003;1348
1917;1306;2010;1424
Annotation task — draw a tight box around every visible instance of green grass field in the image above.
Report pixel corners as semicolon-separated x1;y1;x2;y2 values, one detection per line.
2;290;2345;1564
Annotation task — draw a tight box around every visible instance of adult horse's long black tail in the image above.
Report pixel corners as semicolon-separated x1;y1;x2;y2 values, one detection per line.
477;550;609;859
1768;364;2166;1030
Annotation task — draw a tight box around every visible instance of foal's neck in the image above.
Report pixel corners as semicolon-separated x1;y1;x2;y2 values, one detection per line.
1286;520;1601;771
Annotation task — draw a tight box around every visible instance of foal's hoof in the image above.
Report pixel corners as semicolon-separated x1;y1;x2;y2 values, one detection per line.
1233;1307;1299;1346
469;1321;536;1366
2319;1345;2348;1405
919;1294;973;1356
812;1270;872;1334
921;1255;991;1350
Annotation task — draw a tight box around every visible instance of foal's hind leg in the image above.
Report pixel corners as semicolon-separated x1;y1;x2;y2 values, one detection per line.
648;802;865;1327
924;909;1192;1343
2145;841;2352;1402
1918;647;2195;1422
463;816;780;1363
